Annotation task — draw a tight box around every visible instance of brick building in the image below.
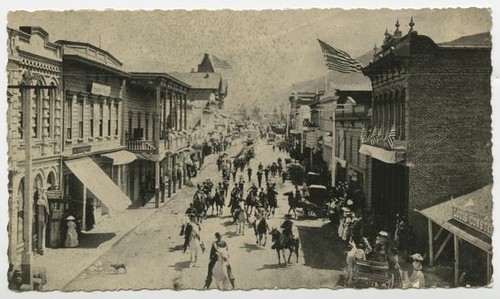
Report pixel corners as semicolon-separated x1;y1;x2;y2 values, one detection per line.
360;21;492;239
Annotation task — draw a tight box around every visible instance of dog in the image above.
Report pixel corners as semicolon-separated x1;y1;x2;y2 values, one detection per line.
110;263;127;274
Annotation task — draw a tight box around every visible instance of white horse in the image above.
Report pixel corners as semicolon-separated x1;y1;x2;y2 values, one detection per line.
212;251;232;290
234;201;248;235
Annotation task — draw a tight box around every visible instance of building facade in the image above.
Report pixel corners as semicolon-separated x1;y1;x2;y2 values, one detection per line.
360;23;492;239
57;40;133;233
7;26;63;262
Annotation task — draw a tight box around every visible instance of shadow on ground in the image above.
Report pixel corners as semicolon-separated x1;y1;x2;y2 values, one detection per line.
78;232;117;248
240;242;266;252
297;223;345;270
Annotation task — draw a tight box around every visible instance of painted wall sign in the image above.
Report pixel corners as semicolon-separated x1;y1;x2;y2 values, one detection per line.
452;206;493;236
91;82;111;97
72;145;92;155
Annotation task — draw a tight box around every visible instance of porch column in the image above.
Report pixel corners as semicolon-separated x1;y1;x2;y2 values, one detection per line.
160;159;165;203
454;234;460;287
155;160;160;208
167;153;172;198
169;91;173;130
178;92;183;131
174;94;178;131
183;94;187;130
428;219;434;266
172;154;177;193
163;91;167;137
82;186;87;230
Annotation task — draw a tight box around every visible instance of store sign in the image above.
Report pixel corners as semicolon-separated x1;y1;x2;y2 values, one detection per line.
305;131;318;148
452;206;493;237
72;145;92;155
91;82;111;97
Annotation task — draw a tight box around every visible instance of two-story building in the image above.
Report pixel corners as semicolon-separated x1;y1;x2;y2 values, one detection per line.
124;72;190;206
7;26;63;263
360;21;492;241
56;40;134;231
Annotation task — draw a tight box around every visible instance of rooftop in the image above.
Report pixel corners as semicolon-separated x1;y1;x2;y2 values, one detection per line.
170;72;222;90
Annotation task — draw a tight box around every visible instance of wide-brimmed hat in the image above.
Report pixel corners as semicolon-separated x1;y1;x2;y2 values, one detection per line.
378;230;389;237
411;253;424;261
67;215;75;221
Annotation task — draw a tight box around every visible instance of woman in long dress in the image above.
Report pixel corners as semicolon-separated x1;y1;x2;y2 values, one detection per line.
65;216;79;248
188;222;204;267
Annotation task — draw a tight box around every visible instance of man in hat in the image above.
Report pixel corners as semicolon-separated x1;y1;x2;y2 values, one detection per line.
280;214;295;247
247;166;253;182
182;214;196;253
256;169;263;188
204;232;235;289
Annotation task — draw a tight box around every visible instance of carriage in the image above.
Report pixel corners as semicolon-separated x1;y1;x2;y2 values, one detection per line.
347;259;395;288
296;185;330;218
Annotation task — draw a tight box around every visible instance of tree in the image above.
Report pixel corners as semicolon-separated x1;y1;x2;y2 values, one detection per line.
251;105;262;121
287;163;305;186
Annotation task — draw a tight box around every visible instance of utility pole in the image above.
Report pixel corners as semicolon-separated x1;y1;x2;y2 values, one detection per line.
8;72;58;289
331;102;337;187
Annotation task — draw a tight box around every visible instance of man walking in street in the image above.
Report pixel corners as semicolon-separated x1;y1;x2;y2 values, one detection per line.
247;166;253;183
204;232;235;289
264;166;270;182
256;169;263;188
232;168;237;182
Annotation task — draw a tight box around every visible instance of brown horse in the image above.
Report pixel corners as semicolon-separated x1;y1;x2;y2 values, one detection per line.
270;228;300;265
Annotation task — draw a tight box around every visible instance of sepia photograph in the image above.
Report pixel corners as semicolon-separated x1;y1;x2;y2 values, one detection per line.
2;1;497;295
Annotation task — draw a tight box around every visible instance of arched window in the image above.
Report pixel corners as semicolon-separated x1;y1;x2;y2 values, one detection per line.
17;178;25;243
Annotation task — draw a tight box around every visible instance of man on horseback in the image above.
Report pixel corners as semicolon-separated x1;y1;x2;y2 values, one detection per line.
280;214;296;247
204;232;235;289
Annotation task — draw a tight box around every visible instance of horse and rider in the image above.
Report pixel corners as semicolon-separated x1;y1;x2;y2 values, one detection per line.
270;214;300;265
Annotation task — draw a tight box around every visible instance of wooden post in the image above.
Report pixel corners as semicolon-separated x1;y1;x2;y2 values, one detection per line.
428;219;434;266
183;94;187;130
434;232;452;263
154;161;160;208
82;186;87;231
167;154;172;198
172;155;177;194
486;252;492;286
454;234;460;287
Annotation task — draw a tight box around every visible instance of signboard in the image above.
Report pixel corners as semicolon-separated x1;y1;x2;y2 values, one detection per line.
305;131;318;148
452;206;493;237
91;82;111;97
72;145;92;155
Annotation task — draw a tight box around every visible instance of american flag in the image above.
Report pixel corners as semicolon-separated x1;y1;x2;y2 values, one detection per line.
369;126;378;145
212;55;232;69
360;126;368;143
385;124;397;149
317;39;363;73
377;124;385;144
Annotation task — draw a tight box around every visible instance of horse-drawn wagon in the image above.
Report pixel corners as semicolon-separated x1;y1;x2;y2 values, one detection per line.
296;185;330;218
347;259;394;288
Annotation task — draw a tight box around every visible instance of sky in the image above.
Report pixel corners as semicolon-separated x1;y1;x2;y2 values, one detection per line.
8;8;492;111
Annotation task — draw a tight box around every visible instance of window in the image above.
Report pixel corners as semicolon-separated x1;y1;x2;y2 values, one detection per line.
99;104;103;137
107;103;112;136
63;174;70;196
349;136;353;162
78;100;84;139
33;88;40;138
66;97;73;139
145;116;149;140
137;113;142;129
128;111;133;140
48;85;55;137
19;90;24;139
115;104;119;136
90;103;94;138
152;116;156;141
17;179;24;243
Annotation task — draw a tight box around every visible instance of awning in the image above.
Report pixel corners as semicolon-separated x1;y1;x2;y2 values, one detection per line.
416;184;492;253
359;144;405;164
65;157;131;211
102;150;137;165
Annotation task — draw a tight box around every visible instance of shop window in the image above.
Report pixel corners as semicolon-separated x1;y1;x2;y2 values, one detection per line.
33;87;40;139
128;111;133;140
145;117;149;140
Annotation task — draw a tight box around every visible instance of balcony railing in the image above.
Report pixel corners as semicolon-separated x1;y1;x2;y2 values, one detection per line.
165;134;189;152
127;140;156;152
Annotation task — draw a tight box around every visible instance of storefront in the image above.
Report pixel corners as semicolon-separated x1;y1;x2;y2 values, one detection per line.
417;184;492;287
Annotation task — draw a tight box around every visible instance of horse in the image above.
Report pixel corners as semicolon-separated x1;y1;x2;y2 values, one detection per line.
245;191;258;215
193;195;206;223
270;228;300;265
212;250;232;290
210;190;225;216
234;201;248;235
253;212;270;246
267;190;278;217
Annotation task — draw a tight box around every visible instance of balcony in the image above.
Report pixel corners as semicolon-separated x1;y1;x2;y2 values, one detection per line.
335;105;369;120
127;140;156;153
164;133;189;153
